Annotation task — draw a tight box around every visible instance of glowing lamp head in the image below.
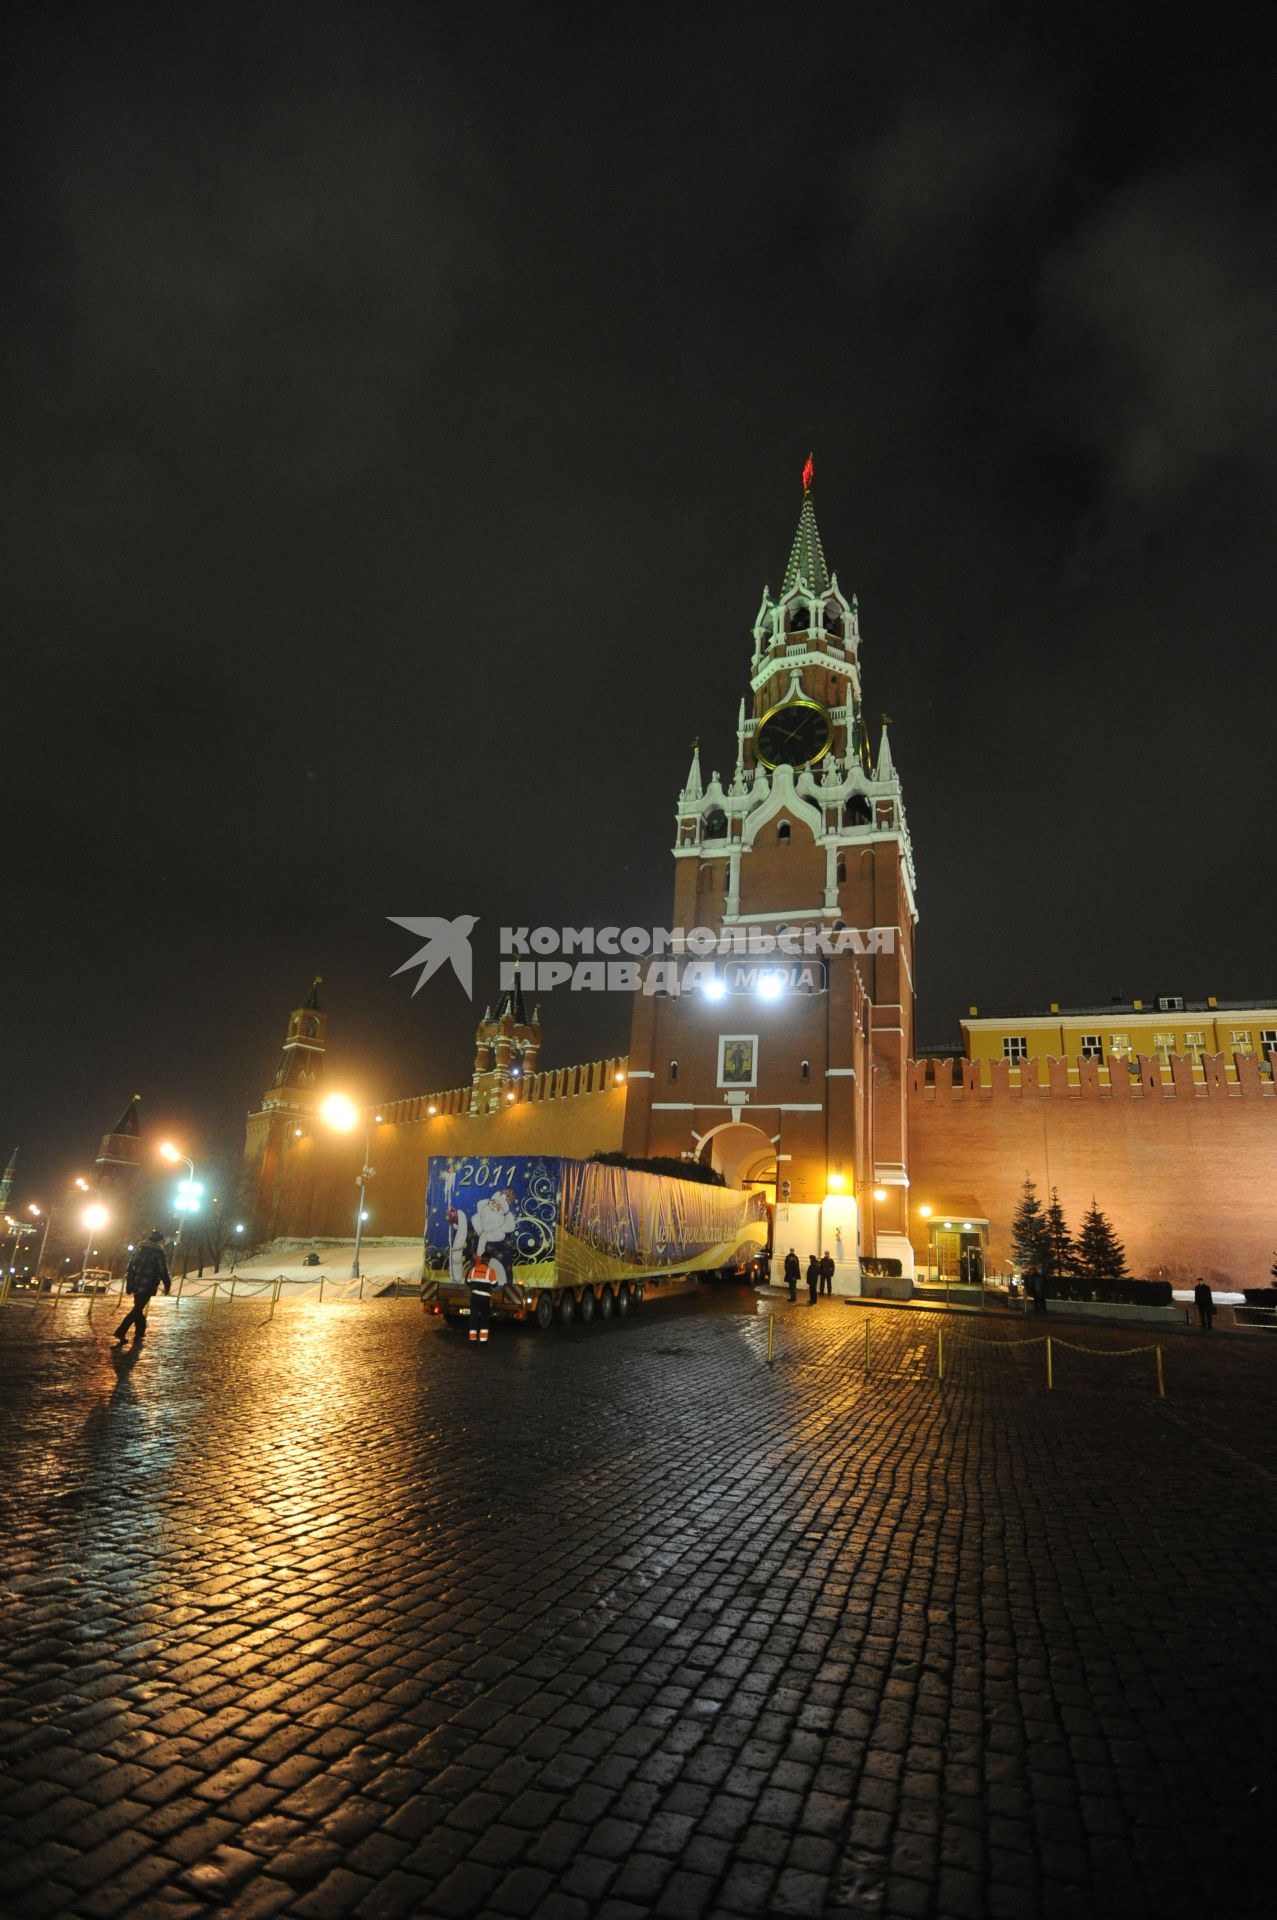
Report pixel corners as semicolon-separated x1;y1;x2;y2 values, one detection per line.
74;1178;89;1192
872;1188;887;1203
614;1071;625;1084
320;1093;359;1133
827;1170;846;1191
918;1204;933;1219
159;1141;182;1164
27;1204;41;1217
83;1203;108;1232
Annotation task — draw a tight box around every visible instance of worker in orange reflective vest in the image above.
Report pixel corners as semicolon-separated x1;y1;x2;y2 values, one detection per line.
467;1260;495;1345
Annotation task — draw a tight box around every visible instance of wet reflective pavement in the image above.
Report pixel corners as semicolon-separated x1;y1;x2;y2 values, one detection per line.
1;1290;1274;1918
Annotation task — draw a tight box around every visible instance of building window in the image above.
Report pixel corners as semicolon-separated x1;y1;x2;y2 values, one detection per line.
1080;1034;1103;1059
668;1060;678;1083
1260;1029;1277;1057
800;1059;810;1081
1109;1033;1131;1056
777;822;791;843
1182;1030;1205;1055
1153;1031;1175;1062
836;858;846;882
1157;995;1185;1012
1003;1036;1028;1063
1230;1029;1254;1053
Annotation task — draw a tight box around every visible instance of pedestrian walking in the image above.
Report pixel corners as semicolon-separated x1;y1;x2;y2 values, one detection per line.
1193;1277;1215;1330
467;1259;496;1344
784;1248;800;1302
113;1230;171;1346
1027;1269;1048;1317
806;1253;820;1305
819;1250;835;1296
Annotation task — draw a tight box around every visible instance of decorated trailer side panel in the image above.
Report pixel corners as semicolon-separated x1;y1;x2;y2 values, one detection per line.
421;1155;767;1325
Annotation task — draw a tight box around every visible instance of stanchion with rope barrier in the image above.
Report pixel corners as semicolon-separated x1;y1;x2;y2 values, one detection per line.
766;1313;775;1366
926;1324;1166;1398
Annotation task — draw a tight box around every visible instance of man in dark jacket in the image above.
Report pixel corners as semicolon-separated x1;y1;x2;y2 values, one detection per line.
806;1253;820;1305
783;1249;800;1303
1193;1278;1215;1330
818;1250;835;1296
113;1230;172;1346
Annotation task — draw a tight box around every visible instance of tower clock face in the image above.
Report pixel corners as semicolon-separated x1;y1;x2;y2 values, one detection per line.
755;698;833;771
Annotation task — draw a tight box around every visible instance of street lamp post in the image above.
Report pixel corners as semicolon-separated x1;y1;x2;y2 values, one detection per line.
230;1224;245;1274
160;1143;198;1275
319;1094;374;1280
81;1204;109;1287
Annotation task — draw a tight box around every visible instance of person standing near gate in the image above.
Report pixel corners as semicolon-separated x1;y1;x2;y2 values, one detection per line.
818;1250;835;1296
1193;1277;1215;1330
806;1253;820;1305
113;1230;171;1347
783;1248;800;1303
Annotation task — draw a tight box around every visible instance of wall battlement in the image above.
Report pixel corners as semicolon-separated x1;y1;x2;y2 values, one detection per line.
911;1052;1277;1104
377;1055;629;1124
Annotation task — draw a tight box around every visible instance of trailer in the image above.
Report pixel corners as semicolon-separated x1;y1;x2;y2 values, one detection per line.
421;1154;768;1329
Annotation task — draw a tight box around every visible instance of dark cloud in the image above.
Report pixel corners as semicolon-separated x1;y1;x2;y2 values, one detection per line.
1041;164;1277;507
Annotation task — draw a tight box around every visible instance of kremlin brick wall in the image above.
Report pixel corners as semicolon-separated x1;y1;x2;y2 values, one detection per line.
254;1080;627;1243
908;1054;1277;1286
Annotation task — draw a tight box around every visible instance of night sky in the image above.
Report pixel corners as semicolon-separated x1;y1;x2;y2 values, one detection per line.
4;2;1276;1199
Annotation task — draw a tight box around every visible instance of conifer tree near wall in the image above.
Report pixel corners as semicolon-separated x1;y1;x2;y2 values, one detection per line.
1075;1199;1129;1286
1010;1176;1051;1274
1043;1187;1077;1287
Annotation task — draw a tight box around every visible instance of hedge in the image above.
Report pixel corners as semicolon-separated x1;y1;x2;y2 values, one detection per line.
1044;1276;1173;1307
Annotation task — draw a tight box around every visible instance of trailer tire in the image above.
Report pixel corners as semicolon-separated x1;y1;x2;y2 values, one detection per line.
632;1283;645;1308
577;1288;596;1326
533;1292;555;1331
598;1286;614;1322
557;1291;575;1327
614;1283;631;1316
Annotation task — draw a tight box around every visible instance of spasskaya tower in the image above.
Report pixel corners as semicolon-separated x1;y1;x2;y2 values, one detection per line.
623;461;919;1284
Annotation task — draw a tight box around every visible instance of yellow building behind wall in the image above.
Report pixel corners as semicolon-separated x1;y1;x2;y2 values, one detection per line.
960;997;1277;1086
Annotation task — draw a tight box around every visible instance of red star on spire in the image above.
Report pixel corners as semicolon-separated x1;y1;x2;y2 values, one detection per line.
802;452;814;493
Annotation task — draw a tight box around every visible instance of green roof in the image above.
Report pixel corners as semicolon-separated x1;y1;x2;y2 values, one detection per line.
781;487;831;597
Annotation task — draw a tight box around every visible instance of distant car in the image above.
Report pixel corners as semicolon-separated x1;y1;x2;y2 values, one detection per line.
302;1252;321;1267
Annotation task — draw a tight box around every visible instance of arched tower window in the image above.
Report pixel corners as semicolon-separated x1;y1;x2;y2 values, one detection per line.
844;794;871;827
837;858;846;883
788;604;809;632
777;822;791;844
669;1060;678;1083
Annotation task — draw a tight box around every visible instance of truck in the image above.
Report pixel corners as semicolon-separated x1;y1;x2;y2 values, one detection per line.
421;1154;769;1330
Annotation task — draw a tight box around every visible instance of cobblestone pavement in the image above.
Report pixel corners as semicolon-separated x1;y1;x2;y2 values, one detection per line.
1;1290;1275;1920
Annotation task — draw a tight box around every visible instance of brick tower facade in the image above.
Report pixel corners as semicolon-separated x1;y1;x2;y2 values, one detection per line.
623;462;919;1283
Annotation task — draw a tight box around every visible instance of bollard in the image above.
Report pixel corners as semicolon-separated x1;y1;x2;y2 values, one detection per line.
176;1272;185;1308
319;1275;325;1304
865;1319;871;1376
269;1277;281;1321
1155;1346;1165;1399
937;1325;944;1381
1045;1335;1054;1390
359;1273;366;1301
229;1277;237;1303
207;1280;217;1317
766;1313;775;1366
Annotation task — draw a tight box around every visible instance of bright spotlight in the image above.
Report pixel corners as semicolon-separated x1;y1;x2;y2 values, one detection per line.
702;977;727;1001
757;972;784;1000
83;1204;108;1232
320;1093;359;1132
